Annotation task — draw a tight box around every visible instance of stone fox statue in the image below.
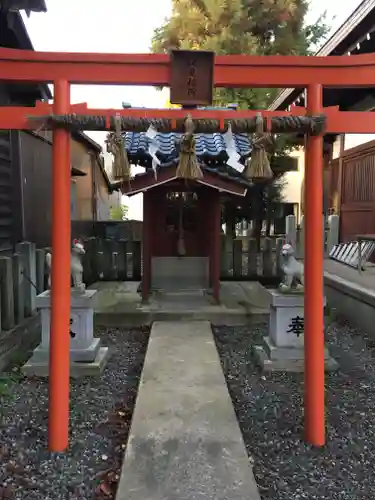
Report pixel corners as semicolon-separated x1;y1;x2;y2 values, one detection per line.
279;243;304;291
45;239;86;293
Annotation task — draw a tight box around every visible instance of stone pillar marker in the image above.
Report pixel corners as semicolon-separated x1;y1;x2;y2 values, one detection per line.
285;214;296;249
254;289;337;371
327;214;339;255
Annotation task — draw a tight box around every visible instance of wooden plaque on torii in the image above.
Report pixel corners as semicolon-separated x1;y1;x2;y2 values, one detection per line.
169;49;214;106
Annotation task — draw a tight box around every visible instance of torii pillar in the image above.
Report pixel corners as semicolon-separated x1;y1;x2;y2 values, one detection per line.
304;84;325;446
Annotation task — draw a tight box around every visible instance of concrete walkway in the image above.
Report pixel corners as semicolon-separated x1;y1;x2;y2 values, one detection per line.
116;321;260;500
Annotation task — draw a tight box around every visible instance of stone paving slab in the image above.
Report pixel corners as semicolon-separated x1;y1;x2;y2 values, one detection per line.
91;281;270;327
116;321;260;500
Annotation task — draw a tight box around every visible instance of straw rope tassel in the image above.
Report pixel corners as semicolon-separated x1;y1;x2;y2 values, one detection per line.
176;115;203;179
245;112;273;180
106;114;131;181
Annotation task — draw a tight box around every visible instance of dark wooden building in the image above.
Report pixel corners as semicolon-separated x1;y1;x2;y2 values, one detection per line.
19;129;116;247
0;9;52;252
0;9;118;250
269;0;375;242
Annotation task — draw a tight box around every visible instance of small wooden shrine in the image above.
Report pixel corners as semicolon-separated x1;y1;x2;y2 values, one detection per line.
120;118;250;301
115;51;298;301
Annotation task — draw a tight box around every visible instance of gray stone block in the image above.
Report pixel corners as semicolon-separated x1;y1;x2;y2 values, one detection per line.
253;343;339;373
31;337;101;363
36;289;97;309
151;257;209;290
22;346;110;378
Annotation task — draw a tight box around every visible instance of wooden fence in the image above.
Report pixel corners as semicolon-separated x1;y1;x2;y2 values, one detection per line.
76;214;340;285
221;214;339;281
0;239;142;347
81;238;142;285
0;242;48;335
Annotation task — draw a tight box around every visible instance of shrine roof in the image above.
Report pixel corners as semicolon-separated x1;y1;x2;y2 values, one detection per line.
124;131;251;162
118;105;251;186
123;129;252;186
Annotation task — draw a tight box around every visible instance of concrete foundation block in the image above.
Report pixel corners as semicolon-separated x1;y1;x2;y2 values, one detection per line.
253;343;339;372
253;336;339;372
31;337;101;363
22;346;110;378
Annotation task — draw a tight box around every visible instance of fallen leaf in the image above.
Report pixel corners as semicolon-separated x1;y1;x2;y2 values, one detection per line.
94;468;112;480
96;481;112;497
106;471;118;483
0;485;15;499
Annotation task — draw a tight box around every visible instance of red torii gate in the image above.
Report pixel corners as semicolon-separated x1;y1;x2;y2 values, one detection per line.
1;48;375;453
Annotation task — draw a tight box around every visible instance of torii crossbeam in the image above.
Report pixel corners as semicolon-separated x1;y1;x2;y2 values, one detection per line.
2;47;374;452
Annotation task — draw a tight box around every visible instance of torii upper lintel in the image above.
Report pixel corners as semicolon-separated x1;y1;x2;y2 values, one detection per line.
1;47;375;87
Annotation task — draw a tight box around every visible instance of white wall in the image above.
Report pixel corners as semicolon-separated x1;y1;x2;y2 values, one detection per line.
122;165;146;221
123;192;143;221
332;134;375;158
282;148;305;211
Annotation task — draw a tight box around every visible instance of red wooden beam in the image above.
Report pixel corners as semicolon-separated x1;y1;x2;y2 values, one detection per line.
121;166;247;197
2;48;375;87
1;103;374;134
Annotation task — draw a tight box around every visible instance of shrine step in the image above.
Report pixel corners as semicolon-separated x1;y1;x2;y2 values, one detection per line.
116;321;260;500
95;308;268;327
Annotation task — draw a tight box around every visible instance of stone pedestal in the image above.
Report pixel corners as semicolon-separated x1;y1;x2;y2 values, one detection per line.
22;290;109;378
253;289;338;372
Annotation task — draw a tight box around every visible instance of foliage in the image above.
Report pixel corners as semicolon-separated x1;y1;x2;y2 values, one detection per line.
152;0;330;109
110;204;128;221
151;0;331;244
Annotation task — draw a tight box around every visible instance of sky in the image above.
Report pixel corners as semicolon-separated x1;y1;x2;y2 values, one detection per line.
21;0;364;219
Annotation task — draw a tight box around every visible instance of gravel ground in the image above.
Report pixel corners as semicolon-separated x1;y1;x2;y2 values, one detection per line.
2;318;374;500
0;326;149;500
213;319;375;500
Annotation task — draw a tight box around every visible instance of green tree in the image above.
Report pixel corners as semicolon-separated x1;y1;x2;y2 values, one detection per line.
152;0;329;108
110;204;128;221
152;0;330;247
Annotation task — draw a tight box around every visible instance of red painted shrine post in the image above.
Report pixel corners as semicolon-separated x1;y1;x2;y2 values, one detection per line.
142;192;151;301
212;191;221;302
49;79;71;451
304;84;325;446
